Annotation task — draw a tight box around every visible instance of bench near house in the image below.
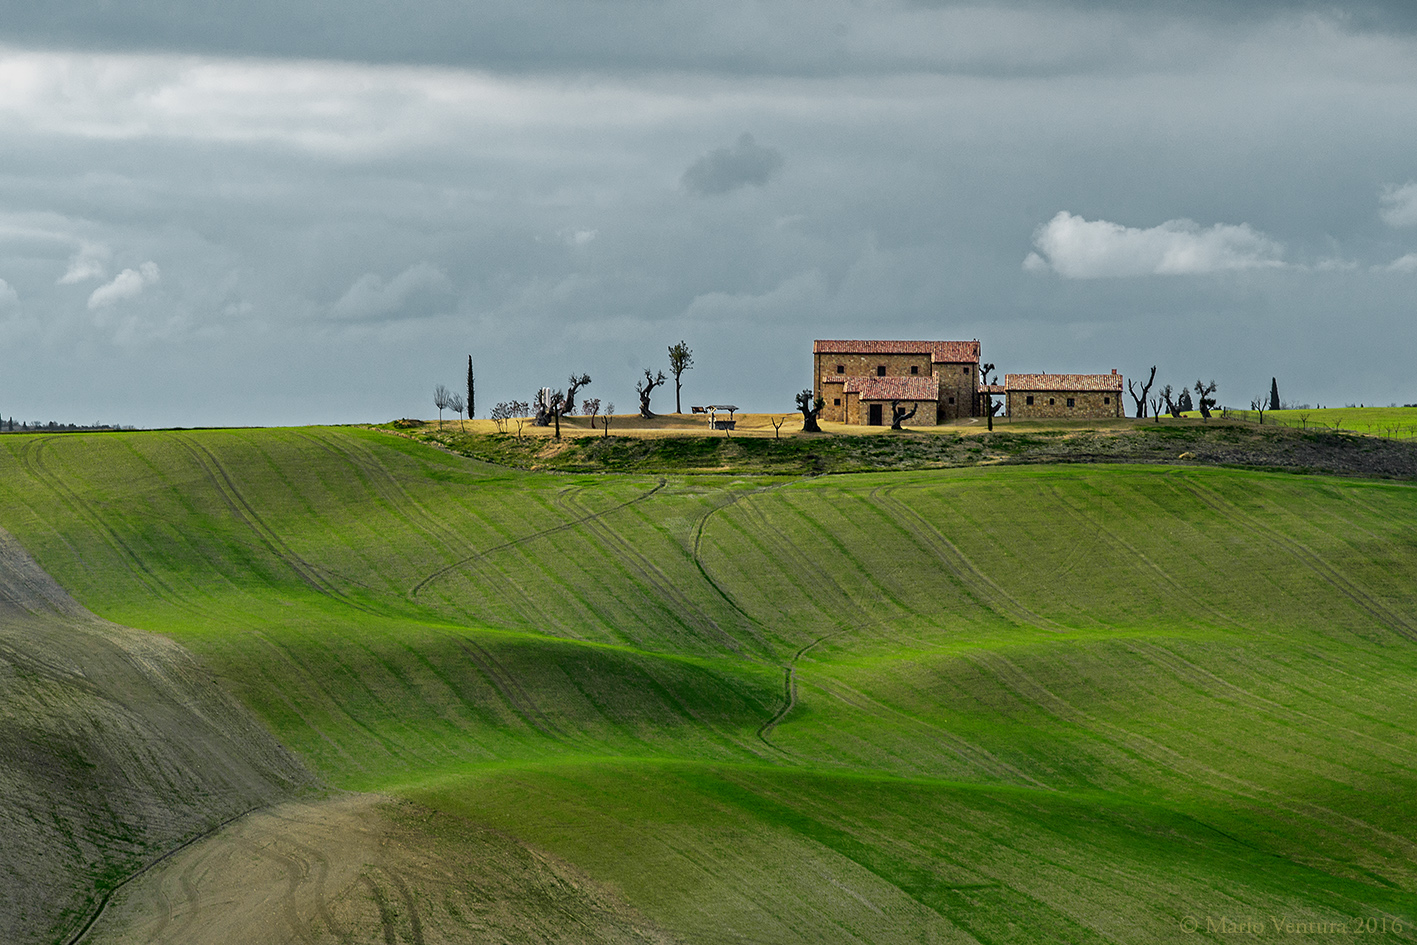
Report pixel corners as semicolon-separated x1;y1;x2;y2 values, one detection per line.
1004;371;1124;419
813;340;981;426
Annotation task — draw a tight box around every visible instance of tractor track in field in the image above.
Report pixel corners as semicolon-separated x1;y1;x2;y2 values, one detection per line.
66;804;267;945
171;435;380;614
870;482;1066;632
554;485;747;654
15;437;187;608
408;478;667;599
291;430;471;564
1176;475;1417;640
1043;482;1242;630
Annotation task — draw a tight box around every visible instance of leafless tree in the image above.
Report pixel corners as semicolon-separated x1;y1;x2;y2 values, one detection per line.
1159;384;1183;419
1194;379;1218;420
602;402;615;437
1149;395;1162;421
978;362;1003;431
434;384;451;427
534;387;555;426
1128;366;1156;419
1249;396;1267;425
448;392;465;431
667;341;694;413
796;390;824;432
636;369;666;418
563;373;591;415
890;400;919;430
548;391;566;438
1298;412;1310;430
509;400;531;440
491;402;511;434
770;415;786;439
583;397;601;430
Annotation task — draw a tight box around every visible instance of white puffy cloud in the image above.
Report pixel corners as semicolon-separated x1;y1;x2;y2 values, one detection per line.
1025;211;1286;278
1374;252;1417;273
0;278;18;308
1379;182;1417;228
58;241;109;284
87;262;160;309
330;262;451;321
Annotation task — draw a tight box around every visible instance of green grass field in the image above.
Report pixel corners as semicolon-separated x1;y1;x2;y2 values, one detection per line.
1221;405;1417;437
3;426;1417;942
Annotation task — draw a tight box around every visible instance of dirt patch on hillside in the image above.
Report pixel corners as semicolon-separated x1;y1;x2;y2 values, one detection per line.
0;528;316;945
88;793;676;945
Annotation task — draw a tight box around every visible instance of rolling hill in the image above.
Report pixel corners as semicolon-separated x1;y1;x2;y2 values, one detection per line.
2;426;1415;943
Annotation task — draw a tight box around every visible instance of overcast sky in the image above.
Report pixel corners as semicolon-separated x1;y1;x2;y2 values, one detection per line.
3;1;1417;426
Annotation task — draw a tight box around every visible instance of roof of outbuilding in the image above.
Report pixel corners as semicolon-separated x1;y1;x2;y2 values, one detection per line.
814;339;980;363
842;375;941;401
1005;373;1124;392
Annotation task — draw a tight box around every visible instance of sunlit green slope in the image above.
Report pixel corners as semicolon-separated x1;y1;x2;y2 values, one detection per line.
3;427;1416;943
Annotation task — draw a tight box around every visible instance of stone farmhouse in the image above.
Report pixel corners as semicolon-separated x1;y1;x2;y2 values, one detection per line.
1005;372;1124;419
813;340;981;426
813;339;1124;425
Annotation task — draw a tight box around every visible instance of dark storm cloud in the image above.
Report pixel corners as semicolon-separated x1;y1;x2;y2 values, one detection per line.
681;134;783;196
3;3;1417;426
4;0;1415;77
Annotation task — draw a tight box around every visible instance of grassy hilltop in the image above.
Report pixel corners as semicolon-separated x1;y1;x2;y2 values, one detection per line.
2;424;1417;942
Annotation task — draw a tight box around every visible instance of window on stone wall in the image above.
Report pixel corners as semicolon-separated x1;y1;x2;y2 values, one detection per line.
1026;395;1034;405
1067;397;1075;408
948;396;955;404
834;398;841;406
1104;396;1110;404
876;365;886;376
1049;398;1055;405
910;365;918;374
836;364;844;373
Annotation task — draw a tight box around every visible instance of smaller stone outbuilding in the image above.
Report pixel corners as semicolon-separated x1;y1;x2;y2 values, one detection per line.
1005;371;1124;419
841;375;940;426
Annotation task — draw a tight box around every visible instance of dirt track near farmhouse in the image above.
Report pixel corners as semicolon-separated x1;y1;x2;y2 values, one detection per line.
87;794;677;945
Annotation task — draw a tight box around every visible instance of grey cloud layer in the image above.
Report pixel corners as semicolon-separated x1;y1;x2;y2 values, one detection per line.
3;7;1417;425
5;0;1417;76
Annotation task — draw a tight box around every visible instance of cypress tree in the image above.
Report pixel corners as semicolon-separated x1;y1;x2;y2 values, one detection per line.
1270;377;1280;411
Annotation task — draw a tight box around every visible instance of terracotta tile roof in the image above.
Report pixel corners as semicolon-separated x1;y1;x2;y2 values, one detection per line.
1005;373;1124;392
842;375;941;401
978;384;1006;394
814;339;980;363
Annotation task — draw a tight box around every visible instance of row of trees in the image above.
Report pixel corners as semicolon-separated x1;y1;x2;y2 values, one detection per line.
432;341;696;437
1127;368;1219;420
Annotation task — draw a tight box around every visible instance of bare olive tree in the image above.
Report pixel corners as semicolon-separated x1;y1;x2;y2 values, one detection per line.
796;390;824;432
602;401;615;437
1128;366;1156;419
448;392;465;431
636;369;666;418
434;384;451;427
890;400;918;430
1195;379;1218;420
978;362;1003;431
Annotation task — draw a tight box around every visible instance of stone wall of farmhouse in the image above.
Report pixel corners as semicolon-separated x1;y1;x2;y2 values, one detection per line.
842;393;938;427
1007;389;1122;419
815;352;977;423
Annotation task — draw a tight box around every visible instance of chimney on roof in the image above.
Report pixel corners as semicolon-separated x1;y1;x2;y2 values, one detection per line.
1112;368;1117;374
